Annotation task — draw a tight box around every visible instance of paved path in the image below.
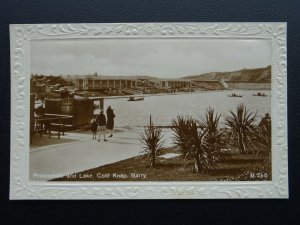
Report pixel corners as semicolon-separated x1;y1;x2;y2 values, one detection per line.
30;128;174;181
30;129;144;181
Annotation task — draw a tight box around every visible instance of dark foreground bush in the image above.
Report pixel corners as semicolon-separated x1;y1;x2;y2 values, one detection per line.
172;108;225;173
225;103;257;153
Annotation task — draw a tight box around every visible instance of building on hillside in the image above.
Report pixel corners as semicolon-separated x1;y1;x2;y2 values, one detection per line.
75;76;138;91
159;79;192;88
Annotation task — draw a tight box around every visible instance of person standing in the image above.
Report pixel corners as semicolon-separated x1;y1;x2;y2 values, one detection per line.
259;113;271;128
106;105;115;137
96;110;107;142
90;117;98;140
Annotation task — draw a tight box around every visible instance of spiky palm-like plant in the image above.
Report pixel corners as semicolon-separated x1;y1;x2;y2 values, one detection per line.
172;115;204;172
198;108;225;164
140;126;165;167
172;109;224;173
225;104;257;153
171;116;195;156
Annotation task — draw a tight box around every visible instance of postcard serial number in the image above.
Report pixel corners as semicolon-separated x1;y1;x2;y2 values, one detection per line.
249;172;268;179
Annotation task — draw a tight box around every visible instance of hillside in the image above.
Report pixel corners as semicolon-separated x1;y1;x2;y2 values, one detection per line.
183;66;271;82
59;74;161;82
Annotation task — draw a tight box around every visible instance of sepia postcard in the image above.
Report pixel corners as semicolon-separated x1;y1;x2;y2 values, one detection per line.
10;23;288;199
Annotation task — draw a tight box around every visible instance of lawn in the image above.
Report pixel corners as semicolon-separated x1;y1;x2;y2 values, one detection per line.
53;147;271;182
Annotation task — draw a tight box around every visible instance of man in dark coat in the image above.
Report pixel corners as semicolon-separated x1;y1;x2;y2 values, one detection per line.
259;113;271;128
96;110;107;142
106;105;115;137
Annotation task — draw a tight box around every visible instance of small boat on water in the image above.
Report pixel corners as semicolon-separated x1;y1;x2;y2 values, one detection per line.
253;92;268;97
228;93;243;97
128;96;144;101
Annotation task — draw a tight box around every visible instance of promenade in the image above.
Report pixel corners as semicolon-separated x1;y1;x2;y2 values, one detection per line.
30;129;143;181
30;128;173;181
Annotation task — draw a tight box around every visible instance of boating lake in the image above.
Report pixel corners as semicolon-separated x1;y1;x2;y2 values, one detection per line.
97;90;271;128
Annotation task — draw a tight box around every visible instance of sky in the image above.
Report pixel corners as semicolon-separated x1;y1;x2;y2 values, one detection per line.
31;38;272;78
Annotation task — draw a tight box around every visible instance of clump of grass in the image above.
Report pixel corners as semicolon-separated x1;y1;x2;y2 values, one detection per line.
199;108;225;162
140;125;165;167
225;103;257;153
171;116;195;157
172;108;225;173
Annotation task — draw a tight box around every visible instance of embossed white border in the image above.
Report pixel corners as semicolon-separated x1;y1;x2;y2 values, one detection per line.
9;23;288;199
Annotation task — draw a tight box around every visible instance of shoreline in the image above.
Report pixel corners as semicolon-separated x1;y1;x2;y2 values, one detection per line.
91;88;272;100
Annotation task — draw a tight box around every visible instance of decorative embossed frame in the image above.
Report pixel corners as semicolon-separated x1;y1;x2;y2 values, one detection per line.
10;23;288;199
